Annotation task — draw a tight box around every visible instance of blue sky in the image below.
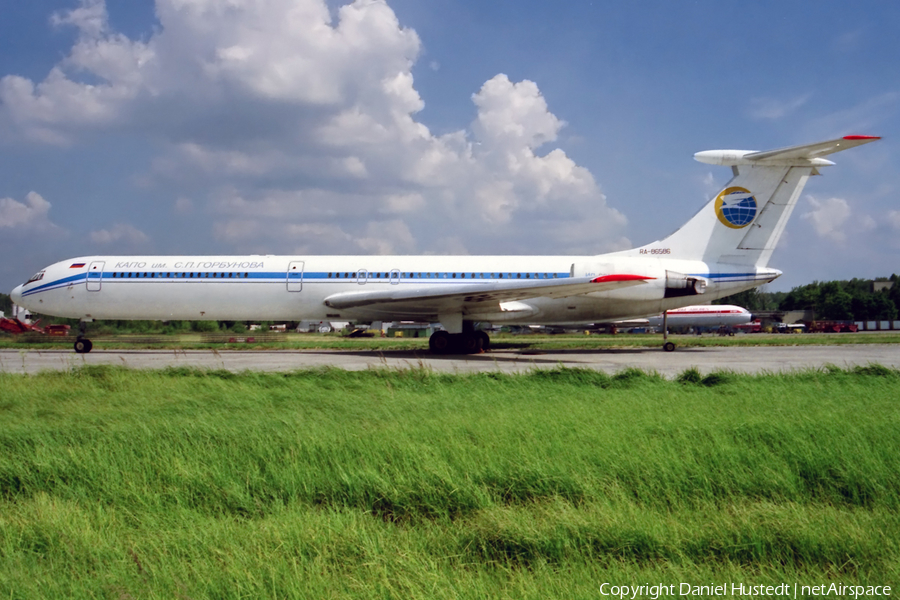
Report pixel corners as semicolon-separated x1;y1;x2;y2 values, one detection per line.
1;0;897;294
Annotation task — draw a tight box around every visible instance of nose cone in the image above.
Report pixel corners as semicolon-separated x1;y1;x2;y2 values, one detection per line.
10;284;24;305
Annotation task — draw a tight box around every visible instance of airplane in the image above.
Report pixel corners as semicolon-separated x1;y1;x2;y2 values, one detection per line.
10;135;879;354
605;304;753;331
646;304;752;330
504;304;751;334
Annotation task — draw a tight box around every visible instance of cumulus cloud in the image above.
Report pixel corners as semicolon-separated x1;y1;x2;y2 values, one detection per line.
800;195;878;243
888;210;900;231
0;191;60;230
801;196;851;242
0;0;627;257
90;223;150;245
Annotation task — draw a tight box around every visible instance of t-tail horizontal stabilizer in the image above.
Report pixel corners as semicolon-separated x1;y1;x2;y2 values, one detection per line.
694;135;881;167
633;135;880;268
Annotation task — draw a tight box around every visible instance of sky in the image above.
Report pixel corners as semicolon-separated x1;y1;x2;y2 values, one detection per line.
1;0;898;294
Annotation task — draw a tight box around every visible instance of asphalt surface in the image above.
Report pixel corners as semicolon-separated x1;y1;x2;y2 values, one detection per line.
2;344;898;377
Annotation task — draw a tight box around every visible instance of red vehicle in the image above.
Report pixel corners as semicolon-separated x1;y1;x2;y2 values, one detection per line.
808;321;858;333
0;317;44;334
734;320;763;333
45;324;71;336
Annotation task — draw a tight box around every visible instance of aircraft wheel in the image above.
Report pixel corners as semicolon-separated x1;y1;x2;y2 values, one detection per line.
476;330;490;351
663;341;676;352
74;338;93;354
429;330;452;354
459;333;483;354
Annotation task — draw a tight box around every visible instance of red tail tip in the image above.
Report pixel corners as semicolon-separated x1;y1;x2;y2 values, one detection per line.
843;135;881;140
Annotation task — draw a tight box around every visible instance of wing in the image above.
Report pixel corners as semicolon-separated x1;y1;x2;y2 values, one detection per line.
323;274;653;317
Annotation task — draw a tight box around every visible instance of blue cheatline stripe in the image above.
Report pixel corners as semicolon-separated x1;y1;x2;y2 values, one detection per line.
689;273;775;283
21;273;87;297
97;270;572;281
21;269;575;297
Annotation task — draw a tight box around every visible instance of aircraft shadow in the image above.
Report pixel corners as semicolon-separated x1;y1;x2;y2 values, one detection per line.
299;346;709;364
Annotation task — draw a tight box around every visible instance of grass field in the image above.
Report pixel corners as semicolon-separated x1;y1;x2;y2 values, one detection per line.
1;365;898;598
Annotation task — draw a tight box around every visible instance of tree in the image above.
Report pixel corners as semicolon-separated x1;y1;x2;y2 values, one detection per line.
817;282;853;320
714;286;783;311
192;321;220;333
888;275;900;316
871;293;898;321
779;282;822;312
0;292;12;316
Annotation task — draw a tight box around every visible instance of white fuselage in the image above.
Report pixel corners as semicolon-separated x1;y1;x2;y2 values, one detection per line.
11;253;776;326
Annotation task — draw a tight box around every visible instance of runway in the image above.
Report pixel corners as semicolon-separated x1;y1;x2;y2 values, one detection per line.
2;344;898;377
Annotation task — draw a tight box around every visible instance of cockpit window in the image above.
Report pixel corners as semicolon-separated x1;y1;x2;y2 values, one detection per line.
25;271;45;285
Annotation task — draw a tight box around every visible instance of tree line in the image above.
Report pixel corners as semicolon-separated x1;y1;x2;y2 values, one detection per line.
715;274;899;322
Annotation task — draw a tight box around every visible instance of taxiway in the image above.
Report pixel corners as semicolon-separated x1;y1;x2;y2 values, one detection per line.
1;344;898;377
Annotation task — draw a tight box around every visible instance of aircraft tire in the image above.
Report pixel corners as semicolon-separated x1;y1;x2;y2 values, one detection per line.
74;338;93;354
429;331;452;354
663;341;676;352
459;333;483;354
476;330;490;351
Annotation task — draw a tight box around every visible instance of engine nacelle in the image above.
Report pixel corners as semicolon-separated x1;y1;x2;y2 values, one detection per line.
664;271;708;298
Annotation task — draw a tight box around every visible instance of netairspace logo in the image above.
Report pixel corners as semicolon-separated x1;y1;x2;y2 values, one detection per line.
714;186;758;229
597;582;892;599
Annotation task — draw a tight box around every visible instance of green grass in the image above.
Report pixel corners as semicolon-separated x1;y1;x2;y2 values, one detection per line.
1;365;898;598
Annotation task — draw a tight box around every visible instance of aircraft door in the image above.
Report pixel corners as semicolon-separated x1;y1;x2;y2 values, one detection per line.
357;269;367;285
287;261;304;292
390;269;400;285
86;261;105;292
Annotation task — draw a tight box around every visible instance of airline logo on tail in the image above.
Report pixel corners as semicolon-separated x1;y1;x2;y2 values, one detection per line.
714;187;757;229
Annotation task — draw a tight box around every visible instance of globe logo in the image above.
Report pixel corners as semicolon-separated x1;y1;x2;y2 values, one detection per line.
714;187;757;229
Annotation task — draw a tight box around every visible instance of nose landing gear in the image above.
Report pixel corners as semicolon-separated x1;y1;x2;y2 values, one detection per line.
74;320;93;354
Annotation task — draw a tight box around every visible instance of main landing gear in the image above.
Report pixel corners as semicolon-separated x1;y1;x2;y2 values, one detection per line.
428;330;490;355
74;320;93;354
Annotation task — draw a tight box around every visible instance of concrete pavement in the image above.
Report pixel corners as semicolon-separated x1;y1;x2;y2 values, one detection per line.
2;344;898;377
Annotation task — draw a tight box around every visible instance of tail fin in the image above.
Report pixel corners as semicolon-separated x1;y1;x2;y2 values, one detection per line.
638;136;880;267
